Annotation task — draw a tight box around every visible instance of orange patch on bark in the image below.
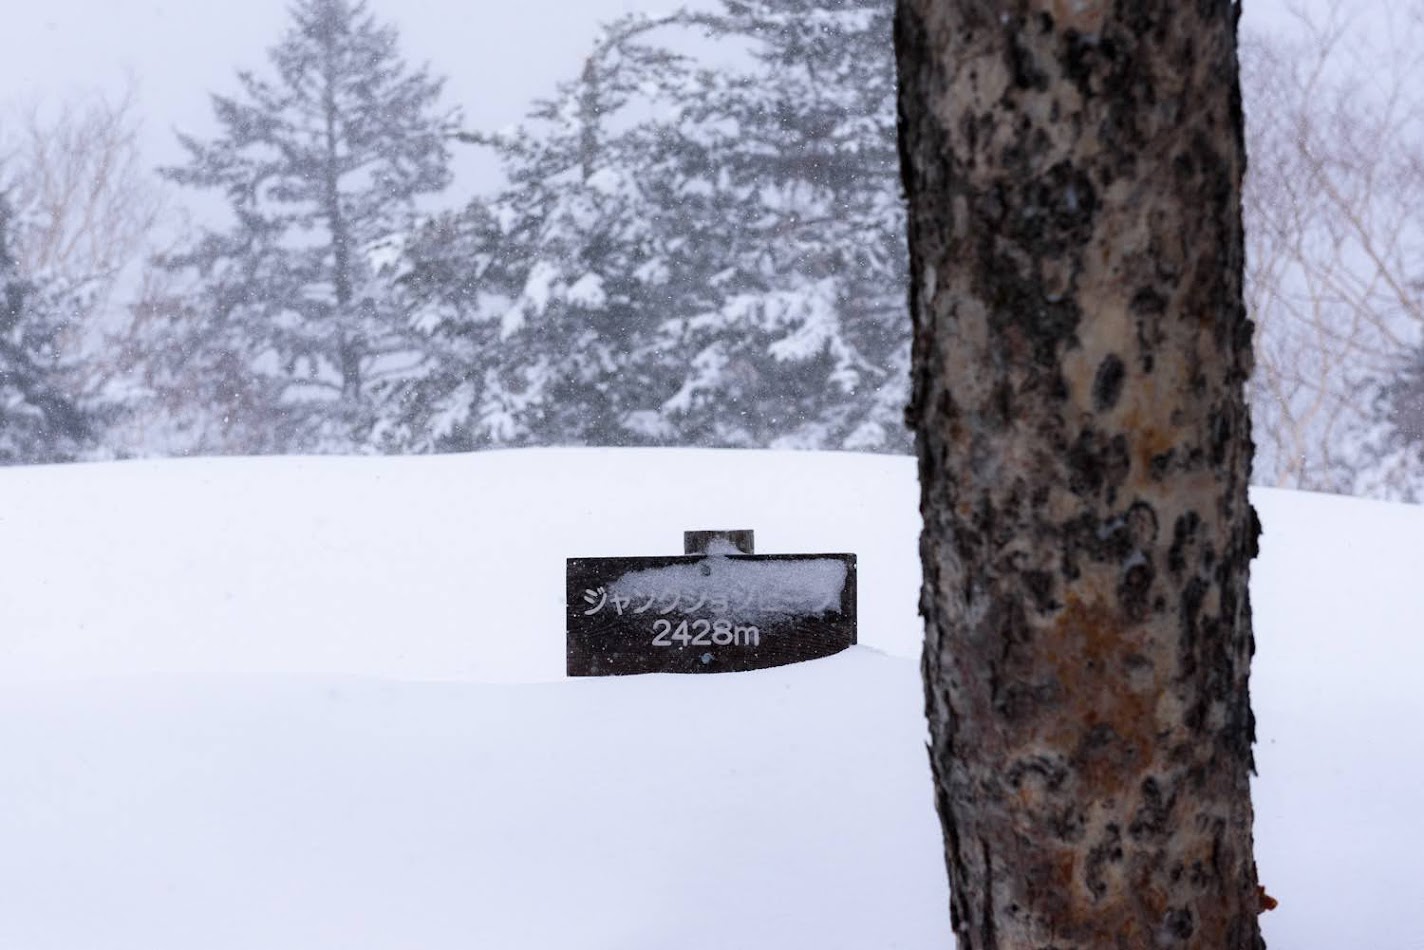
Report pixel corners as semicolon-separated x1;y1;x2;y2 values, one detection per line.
1133;426;1177;477
1031;0;1110;35
1119;400;1179;484
1131;861;1171;920
1046;594;1159;796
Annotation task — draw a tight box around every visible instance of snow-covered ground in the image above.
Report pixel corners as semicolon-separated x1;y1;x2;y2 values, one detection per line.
2;449;1421;948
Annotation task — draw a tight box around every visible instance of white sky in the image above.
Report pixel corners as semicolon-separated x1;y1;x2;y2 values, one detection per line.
0;0;676;204
0;0;1336;224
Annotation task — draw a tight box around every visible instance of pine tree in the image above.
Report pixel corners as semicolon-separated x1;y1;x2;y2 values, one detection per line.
664;0;909;451
1366;341;1424;499
398;1;909;453
0;194;91;464
394;13;700;450
160;0;454;453
374;201;519;450
498;18;708;448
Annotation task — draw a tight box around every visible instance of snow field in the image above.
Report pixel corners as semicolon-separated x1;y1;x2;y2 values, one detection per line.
0;449;922;681
2;448;1422;947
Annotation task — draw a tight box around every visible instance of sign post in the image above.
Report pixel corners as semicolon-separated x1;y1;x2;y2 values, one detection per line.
566;531;856;676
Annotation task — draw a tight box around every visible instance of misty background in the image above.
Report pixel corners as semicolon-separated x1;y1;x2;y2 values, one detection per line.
2;0;1423;499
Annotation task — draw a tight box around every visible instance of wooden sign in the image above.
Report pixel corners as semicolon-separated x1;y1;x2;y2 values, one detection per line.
566;534;856;676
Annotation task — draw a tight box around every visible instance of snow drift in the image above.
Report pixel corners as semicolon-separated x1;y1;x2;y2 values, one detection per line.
1;448;1420;948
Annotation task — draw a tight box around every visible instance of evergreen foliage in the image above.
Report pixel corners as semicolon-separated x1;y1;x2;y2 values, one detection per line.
0;194;91;464
668;0;908;451
1367;342;1424;499
387;14;698;450
397;0;909;452
159;0;454;454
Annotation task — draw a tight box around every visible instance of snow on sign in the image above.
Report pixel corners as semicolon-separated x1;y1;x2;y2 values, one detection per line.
566;531;857;676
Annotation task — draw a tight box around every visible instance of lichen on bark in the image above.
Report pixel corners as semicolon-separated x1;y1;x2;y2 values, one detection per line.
896;1;1264;946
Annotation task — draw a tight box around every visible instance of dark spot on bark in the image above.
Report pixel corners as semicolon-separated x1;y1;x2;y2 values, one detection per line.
1063;32;1098;90
980;840;996;949
1168;742;1195;766
1150;449;1176;480
973;239;1082;369
1188;859;1210;889
1178;577;1209;679
1048;805;1088;843
1122;5;1167;44
1091;33;1154;156
996;679;1061;721
1066;438;1103;495
1129;775;1174;840
1184;443;1207;471
1006;27;1049;90
1066;429;1130;497
1084;824;1124;900
1105;434;1130;489
1062;511;1141;576
1152;238;1182;282
1131;287;1167;315
1118;558;1155;621
1092;353;1126;411
1082;721;1117;749
959;113;977;153
1126;501;1159;546
974;183;1007;223
1049;370;1070;402
1124;652;1154;676
1209;409;1232;466
1012;161;1098;253
989;380;1014;431
1005;754;1069;793
1022;569;1057;613
1189;365;1208;397
1168;511;1202;575
1173;149;1197;180
1162;907;1196;940
989;590;1032;647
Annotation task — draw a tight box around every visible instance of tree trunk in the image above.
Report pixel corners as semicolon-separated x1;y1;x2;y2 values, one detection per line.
895;2;1264;947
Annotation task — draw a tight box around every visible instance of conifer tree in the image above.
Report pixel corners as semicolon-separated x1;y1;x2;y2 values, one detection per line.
400;0;909;453
161;0;454;453
665;0;909;451
1366;342;1424;499
395;13;700;450
0;194;91;463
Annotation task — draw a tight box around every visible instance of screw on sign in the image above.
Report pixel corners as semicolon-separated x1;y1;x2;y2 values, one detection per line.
566;530;857;676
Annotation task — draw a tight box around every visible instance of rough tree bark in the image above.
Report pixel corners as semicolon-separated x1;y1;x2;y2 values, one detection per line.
895;1;1264;947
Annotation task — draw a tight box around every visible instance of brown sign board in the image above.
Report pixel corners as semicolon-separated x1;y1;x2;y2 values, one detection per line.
566;552;857;676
